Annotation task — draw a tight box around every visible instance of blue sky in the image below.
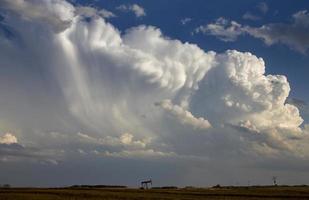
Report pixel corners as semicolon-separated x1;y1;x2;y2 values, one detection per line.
0;0;309;187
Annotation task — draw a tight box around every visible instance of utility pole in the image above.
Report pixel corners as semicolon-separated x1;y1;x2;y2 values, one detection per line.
272;176;277;186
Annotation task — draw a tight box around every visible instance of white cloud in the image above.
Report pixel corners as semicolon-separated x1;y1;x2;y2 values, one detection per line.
102;149;176;159
77;132;148;149
155;100;211;130
120;133;133;145
0;0;75;32
180;17;192;25
197;50;303;130
195;17;244;42
0;133;18;144
117;4;146;17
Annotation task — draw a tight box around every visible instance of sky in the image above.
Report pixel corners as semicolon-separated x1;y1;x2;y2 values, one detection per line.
0;0;309;187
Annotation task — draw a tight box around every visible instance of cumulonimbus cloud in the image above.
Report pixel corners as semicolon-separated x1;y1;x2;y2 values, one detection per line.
0;0;308;162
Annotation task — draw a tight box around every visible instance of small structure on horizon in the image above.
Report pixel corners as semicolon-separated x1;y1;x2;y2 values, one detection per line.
141;179;152;189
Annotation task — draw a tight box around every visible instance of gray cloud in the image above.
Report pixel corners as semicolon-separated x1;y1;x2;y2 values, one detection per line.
0;134;60;165
116;4;146;18
196;10;309;53
286;98;307;108
195;17;243;42
76;6;116;19
99;8;116;19
242;12;261;21
242;2;268;21
247;10;309;53
257;2;269;14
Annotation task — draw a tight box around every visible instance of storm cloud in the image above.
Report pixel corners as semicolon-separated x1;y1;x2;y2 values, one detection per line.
0;0;308;186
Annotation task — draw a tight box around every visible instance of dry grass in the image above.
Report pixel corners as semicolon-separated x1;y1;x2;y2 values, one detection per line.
1;186;309;200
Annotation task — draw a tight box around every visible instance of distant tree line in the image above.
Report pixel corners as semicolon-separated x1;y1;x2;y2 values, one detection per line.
69;185;127;189
152;186;178;189
0;184;11;188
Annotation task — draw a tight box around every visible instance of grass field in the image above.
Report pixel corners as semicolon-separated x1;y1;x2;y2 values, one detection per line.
1;186;309;200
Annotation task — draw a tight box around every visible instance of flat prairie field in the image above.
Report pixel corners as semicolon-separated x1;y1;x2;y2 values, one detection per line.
1;186;309;200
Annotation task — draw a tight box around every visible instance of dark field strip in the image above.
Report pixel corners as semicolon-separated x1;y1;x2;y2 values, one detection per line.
1;187;309;200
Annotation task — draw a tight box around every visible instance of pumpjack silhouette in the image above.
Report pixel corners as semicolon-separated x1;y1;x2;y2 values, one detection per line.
141;179;152;189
